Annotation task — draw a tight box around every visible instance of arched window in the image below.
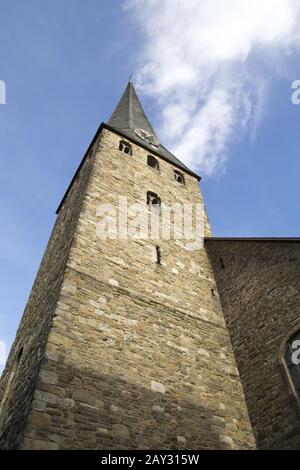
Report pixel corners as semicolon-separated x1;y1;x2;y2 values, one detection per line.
284;330;300;400
147;155;159;170
119;140;132;156
174;170;185;185
147;191;161;207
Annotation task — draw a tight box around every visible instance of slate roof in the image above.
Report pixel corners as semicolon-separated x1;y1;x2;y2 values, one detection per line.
108;81;199;178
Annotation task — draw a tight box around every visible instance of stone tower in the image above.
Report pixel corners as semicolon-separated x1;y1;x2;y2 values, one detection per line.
0;82;255;450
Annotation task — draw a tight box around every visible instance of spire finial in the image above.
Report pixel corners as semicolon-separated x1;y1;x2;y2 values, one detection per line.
128;73;134;84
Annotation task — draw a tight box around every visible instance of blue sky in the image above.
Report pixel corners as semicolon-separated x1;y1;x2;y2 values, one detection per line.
0;0;300;373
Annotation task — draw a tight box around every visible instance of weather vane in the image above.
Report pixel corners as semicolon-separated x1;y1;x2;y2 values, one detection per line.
128;72;134;83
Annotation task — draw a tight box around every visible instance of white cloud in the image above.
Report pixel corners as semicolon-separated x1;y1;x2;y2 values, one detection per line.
0;341;7;366
127;0;300;175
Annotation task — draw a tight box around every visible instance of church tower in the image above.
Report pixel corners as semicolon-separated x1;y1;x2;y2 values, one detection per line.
0;82;255;449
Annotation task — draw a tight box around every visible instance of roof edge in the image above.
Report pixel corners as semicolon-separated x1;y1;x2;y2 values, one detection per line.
104;124;201;181
56;122;105;214
56;123;201;214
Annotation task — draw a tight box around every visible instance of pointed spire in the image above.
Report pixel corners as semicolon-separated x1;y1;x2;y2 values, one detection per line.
106;81;200;179
57;81;200;214
108;81;157;137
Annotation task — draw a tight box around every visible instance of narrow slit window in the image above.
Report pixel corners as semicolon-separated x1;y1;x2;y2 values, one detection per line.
147;191;161;207
220;258;225;269
284;330;300;399
147;155;159;170
156;246;161;264
119;140;132;156
174;170;185;185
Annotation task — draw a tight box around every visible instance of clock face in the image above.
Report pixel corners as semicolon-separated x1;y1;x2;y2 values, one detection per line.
135;128;160;147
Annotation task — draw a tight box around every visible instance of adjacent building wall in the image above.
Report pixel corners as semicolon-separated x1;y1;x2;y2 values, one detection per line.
206;239;300;449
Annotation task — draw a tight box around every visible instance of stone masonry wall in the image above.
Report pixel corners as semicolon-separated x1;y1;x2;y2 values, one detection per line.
19;129;255;449
0;144;96;449
206;239;300;449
